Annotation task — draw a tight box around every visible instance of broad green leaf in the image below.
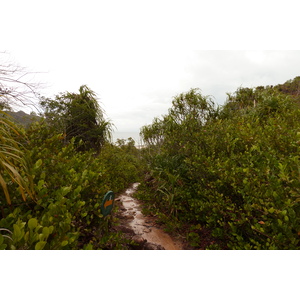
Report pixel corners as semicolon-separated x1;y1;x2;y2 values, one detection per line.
268;207;275;214
48;226;54;234
13;224;22;241
84;244;93;250
35;159;43;168
61;186;72;196
36;225;42;232
61;240;68;247
79;201;85;207
35;241;46;250
82;170;88;178
73;185;82;197
0;234;3;245
28;218;38;230
37;180;45;189
42;227;49;239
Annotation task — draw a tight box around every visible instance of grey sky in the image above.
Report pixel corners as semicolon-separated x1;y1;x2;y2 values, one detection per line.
2;1;300;134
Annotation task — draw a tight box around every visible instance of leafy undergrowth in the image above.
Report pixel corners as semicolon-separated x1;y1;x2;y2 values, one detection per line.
0;122;142;250
139;84;300;250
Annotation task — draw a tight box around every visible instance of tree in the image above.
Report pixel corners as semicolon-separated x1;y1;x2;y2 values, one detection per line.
168;88;215;126
40;85;113;152
141;89;216;149
226;87;260;110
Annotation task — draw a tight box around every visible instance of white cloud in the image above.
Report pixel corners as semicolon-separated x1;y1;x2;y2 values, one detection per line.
2;1;300;133
245;51;266;64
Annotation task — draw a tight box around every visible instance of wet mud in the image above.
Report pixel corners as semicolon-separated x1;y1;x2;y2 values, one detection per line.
115;183;183;250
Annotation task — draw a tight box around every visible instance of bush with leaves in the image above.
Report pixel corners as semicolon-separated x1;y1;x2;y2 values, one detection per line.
139;86;300;249
0;120;142;249
40;85;113;152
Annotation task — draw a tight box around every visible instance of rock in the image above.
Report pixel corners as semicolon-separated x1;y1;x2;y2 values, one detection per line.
156;244;165;250
115;225;135;235
131;236;147;250
143;228;152;233
120;214;134;220
143;242;165;250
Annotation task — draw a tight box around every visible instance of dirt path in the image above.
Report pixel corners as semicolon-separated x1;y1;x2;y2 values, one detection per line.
114;183;184;250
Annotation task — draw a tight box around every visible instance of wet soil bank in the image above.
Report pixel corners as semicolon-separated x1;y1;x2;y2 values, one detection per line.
113;183;185;250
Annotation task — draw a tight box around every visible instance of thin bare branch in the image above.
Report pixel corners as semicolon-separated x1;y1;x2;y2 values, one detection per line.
0;52;44;111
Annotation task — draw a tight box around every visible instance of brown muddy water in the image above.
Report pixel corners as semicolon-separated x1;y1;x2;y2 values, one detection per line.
117;183;183;250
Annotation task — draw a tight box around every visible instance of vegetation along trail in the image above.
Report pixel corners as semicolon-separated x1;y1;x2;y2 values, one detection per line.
2;56;300;250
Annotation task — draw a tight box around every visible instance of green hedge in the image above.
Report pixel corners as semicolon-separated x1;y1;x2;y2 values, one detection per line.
139;88;300;249
0;122;141;249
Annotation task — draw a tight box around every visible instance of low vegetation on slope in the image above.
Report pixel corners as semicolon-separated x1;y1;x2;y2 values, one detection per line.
138;78;300;249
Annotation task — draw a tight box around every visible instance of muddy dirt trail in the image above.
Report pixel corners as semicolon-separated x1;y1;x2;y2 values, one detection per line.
114;183;184;250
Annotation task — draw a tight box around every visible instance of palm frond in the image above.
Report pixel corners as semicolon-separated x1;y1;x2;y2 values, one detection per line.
0;110;35;204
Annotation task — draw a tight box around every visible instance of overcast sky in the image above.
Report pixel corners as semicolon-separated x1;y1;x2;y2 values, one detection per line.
2;0;300;135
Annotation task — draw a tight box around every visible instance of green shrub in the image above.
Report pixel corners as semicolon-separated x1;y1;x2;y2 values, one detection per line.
139;87;300;249
0;121;142;249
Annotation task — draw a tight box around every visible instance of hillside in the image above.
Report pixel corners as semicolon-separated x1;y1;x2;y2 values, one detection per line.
4;110;40;127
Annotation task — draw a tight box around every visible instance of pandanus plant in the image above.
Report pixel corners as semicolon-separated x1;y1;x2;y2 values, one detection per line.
0;111;35;205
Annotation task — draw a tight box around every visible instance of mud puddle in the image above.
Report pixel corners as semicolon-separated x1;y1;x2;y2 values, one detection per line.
116;183;183;250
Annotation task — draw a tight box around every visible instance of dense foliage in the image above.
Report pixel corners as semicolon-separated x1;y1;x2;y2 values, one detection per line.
0;86;141;250
40;85;113;152
0;113;35;205
139;79;300;249
2;68;300;250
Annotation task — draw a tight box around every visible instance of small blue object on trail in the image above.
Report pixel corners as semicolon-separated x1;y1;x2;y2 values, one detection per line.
101;191;115;217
